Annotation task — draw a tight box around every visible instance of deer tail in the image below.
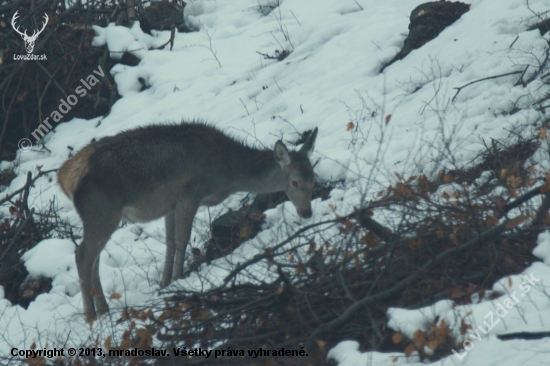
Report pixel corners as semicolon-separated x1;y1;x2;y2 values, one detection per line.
57;145;95;201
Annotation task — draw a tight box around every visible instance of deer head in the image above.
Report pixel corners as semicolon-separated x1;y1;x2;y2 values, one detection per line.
12;11;49;54
273;128;318;219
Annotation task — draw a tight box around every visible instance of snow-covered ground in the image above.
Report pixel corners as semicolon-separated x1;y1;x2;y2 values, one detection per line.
1;0;550;364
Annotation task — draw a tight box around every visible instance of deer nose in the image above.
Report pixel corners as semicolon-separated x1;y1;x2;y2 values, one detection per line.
300;209;312;219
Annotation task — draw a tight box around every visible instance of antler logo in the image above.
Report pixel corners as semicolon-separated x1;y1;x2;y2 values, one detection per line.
11;11;49;54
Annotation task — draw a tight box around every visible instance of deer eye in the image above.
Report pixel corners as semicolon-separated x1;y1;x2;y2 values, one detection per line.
292;180;299;188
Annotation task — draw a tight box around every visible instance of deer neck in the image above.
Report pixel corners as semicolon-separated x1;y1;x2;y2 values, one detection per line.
228;150;286;194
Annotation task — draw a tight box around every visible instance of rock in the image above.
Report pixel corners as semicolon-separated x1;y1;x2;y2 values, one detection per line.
18;276;52;308
140;1;190;35
381;1;470;72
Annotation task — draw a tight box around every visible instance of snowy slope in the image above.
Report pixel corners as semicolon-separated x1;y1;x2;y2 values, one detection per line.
1;0;550;364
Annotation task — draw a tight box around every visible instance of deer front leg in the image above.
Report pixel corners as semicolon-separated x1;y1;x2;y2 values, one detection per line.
171;198;200;282
160;211;176;288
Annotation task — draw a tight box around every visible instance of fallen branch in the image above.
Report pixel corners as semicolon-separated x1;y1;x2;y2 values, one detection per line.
304;214;529;351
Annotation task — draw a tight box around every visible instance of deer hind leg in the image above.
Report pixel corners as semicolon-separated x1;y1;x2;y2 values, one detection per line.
171;197;200;282
74;182;121;321
91;252;109;315
160;211;176;288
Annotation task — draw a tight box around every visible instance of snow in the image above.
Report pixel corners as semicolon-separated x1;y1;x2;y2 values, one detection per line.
21;239;78;292
327;341;416;365
534;231;550;265
1;0;550;364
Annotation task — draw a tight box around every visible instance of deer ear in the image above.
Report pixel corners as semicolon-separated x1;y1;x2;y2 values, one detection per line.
274;141;291;167
299;127;318;158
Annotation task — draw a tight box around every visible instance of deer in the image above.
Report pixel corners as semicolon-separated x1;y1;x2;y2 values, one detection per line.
57;122;318;321
11;11;49;54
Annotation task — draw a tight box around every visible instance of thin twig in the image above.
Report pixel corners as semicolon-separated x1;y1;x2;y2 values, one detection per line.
452;70;522;102
0;169;57;206
515;65;529;86
289;9;301;26
509;35;519;48
239;98;249;116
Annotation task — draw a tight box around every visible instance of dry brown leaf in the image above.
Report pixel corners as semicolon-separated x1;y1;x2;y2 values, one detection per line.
541;180;550;193
361;231;381;248
104;336;112;350
460;319;472;335
418;175;429;193
392;332;403;344
385;114;392;125
443;174;454;184
485;216;499;227
525;177;536;187
450;287;465;299
427;339;439;350
191;309;212;321
120;337;132;350
316;339;326;351
540;127;548;140
109;293;122;300
404;343;415;356
505;215;528;229
436;323;451;341
347;122;355;131
413;330;425;346
177;302;191;311
135;328;152;348
26;357;46;366
449;233;459;245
